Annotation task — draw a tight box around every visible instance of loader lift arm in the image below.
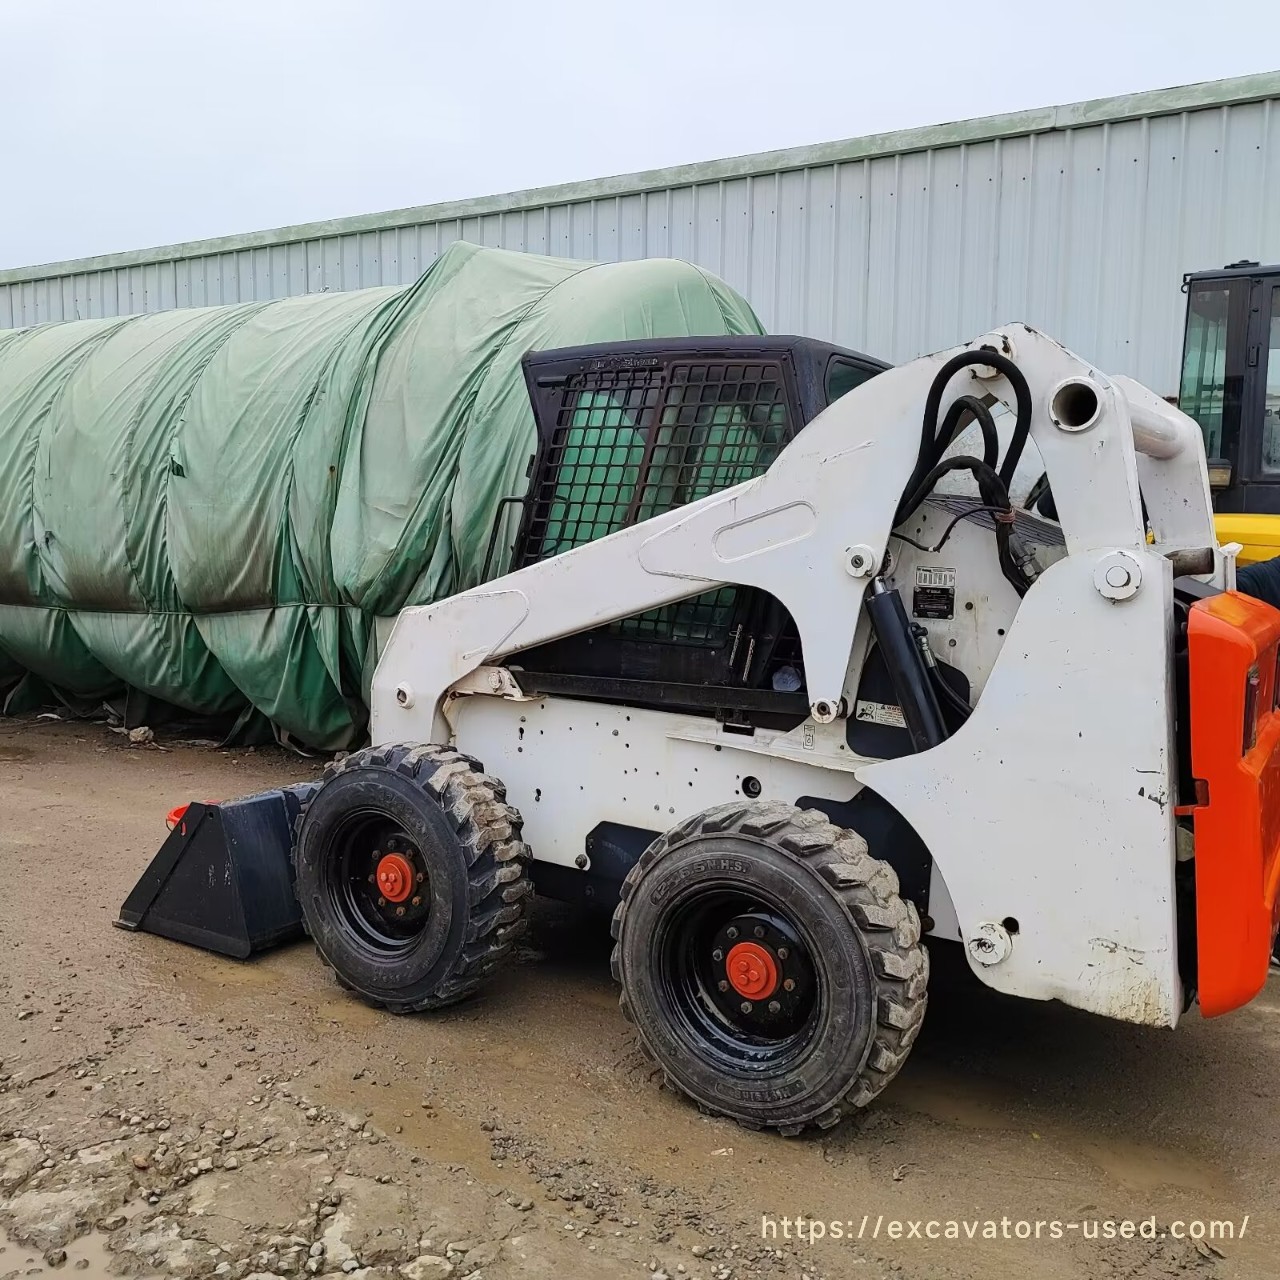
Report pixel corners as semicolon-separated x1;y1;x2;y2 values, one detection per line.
372;323;1215;748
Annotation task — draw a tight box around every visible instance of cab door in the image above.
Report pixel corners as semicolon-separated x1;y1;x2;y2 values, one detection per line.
1246;276;1280;494
1180;274;1251;507
1180;269;1280;561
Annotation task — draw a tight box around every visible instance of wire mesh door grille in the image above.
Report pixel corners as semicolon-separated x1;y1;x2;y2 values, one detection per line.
520;359;793;647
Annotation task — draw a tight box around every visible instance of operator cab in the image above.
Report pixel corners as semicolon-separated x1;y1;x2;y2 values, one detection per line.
1179;262;1280;520
498;337;887;727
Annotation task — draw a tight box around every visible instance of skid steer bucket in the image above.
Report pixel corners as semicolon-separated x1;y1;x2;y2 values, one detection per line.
115;783;318;958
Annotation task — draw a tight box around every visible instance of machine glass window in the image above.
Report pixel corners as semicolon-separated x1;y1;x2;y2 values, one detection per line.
1260;289;1280;475
826;358;877;404
1179;287;1231;457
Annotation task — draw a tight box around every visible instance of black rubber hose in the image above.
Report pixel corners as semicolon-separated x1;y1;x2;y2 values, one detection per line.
990;356;1034;489
898;348;1034;524
900;453;1031;598
898;454;1005;525
930;665;973;721
995;526;1021;595
941;395;1000;470
916;458;1024;601
894;349;1037;598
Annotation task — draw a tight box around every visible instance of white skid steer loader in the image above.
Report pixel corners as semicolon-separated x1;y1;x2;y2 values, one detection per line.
121;323;1280;1135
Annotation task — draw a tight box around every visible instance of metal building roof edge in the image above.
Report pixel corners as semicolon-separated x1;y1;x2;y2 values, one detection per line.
4;70;1278;287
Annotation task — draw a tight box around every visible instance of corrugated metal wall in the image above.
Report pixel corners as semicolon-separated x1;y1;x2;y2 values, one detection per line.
4;78;1279;395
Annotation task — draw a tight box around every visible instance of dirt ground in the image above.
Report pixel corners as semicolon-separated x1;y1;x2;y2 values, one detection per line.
1;716;1278;1280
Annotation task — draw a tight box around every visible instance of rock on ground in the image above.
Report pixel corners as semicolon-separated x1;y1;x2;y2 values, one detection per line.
1;1176;129;1251
0;1138;43;1195
107;1214;210;1278
319;1174;418;1266
400;1257;454;1280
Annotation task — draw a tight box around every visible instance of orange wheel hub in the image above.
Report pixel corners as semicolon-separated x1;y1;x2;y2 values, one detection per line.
375;853;415;904
724;941;779;1000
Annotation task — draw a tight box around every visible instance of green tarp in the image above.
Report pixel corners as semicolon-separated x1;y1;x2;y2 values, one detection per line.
0;243;763;747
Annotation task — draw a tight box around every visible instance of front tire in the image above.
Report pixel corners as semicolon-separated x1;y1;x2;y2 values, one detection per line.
610;801;927;1134
294;743;531;1012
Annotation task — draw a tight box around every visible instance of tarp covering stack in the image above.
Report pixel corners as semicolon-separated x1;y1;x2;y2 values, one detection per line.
0;244;763;748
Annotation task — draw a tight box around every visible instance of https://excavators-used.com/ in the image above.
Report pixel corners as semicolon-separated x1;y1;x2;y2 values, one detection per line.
121;322;1280;1135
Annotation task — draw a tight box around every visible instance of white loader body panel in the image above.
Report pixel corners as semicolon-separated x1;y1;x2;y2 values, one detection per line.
862;552;1180;1024
373;324;1220;1028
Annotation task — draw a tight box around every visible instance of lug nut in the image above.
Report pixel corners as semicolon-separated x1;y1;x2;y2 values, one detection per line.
377;897;386;907
740;1001;753;1014
368;874;376;884
726;926;739;940
753;925;765;939
777;946;789;960
783;978;796;992
411;896;422;906
712;948;723;962
768;1000;781;1014
395;906;405;917
416;872;425;883
717;979;730;993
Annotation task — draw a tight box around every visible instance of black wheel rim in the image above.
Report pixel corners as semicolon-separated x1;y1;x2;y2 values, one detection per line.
322;808;432;959
656;886;822;1073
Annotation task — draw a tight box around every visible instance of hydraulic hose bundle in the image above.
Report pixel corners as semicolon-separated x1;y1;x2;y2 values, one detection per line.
894;349;1037;599
869;349;1039;750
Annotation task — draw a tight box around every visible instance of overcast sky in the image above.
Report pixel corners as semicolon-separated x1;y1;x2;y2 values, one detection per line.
1;0;1278;271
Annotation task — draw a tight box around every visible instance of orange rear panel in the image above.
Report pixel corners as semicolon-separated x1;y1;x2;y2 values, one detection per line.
1188;591;1280;1016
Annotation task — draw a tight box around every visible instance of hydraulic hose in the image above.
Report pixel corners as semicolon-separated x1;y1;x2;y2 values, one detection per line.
895;346;1037;597
896;347;1034;527
931;665;974;722
945;395;1000;470
911;623;973;724
897;453;1030;597
897;454;1004;525
871;346;1037;744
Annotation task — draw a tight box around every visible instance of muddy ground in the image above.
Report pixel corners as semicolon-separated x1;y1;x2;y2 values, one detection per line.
1;715;1278;1280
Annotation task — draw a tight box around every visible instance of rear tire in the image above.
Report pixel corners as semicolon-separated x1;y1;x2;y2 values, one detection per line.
610;800;927;1134
293;743;531;1011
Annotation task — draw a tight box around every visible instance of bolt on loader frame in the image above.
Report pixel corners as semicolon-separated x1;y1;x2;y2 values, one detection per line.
124;323;1280;1134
